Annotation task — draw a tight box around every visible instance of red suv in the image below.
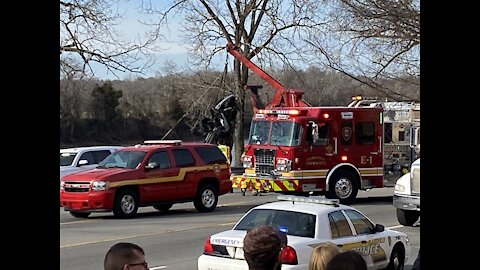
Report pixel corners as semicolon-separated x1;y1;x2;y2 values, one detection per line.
60;140;231;218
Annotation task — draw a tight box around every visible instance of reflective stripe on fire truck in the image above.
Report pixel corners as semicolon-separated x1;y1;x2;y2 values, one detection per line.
357;167;384;177
230;176;299;192
108;164;229;188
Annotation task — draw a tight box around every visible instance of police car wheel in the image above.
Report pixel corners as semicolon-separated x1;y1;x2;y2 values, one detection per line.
153;203;173;211
113;189;139;218
385;244;405;270
69;211;91;218
326;170;358;205
194;184;218;212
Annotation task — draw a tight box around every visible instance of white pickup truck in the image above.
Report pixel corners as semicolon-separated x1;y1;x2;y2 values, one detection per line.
393;158;420;226
60;146;121;181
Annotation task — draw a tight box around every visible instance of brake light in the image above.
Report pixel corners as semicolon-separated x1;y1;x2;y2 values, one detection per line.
281;245;298;265
203;237;213;255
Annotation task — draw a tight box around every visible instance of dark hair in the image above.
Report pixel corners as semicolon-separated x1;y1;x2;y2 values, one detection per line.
325;250;367;270
104;242;145;270
243;225;283;270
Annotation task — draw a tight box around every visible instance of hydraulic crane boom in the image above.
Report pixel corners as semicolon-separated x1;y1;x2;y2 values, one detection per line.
226;43;310;110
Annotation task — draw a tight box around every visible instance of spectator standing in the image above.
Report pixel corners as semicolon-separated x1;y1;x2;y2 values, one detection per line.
308;242;342;270
325;250;367;270
104;242;149;270
243;225;286;270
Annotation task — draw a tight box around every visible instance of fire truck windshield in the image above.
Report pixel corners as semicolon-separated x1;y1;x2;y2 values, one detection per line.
248;120;302;146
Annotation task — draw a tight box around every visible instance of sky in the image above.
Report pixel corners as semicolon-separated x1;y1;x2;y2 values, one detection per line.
91;0;228;80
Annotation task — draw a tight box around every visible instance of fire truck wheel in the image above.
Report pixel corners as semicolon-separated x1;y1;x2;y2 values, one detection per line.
396;208;420;226
113;189;139;218
326;170;359;205
194;184;218;212
153;203;173;212
69;211;91;218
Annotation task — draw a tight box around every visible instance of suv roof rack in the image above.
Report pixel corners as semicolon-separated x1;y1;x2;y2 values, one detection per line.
143;140;182;145
277;195;339;206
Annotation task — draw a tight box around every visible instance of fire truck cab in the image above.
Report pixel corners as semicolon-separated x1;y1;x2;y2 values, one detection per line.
233;105;384;204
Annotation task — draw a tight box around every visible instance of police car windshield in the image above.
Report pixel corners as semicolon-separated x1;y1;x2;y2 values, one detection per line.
97;151;146;169
248;121;302;147
234;209;315;238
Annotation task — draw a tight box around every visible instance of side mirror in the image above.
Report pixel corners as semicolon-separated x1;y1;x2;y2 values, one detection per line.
78;160;88;166
306;121;319;145
373;224;385;233
145;162;159;170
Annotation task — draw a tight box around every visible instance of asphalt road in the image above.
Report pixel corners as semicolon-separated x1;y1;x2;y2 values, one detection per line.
60;187;419;270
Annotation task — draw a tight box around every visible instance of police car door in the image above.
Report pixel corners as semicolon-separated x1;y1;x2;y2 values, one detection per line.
327;210;377;268
343;209;389;269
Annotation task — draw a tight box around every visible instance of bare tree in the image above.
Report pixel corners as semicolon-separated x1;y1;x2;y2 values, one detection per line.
305;0;420;101
60;0;160;79
151;0;327;166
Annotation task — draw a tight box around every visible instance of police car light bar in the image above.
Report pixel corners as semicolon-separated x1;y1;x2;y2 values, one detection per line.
143;140;182;145
277;195;339;206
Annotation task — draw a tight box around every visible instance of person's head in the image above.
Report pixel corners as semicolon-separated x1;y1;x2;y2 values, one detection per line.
325;250;367;270
308;242;342;270
243;225;286;270
104;242;149;270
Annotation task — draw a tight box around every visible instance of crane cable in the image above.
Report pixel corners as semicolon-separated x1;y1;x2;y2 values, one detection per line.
161;51;231;140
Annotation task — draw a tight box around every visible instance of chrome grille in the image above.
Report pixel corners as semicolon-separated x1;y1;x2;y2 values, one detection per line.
254;149;275;175
411;168;420;194
64;181;91;193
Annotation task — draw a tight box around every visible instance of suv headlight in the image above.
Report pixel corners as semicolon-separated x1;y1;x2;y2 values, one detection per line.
60;181;65;191
92;181;109;191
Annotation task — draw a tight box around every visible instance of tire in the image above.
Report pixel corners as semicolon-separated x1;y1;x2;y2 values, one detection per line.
153;203;173;212
325;170;359;205
194;184;218;212
113;189;139;218
69;211;91;218
385;244;405;270
396;208;420;226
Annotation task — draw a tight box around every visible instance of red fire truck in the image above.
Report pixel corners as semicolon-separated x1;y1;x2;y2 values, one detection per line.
227;43;384;204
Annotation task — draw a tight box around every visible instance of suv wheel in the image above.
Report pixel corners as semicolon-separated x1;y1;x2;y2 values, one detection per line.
113;189;138;218
194;184;218;212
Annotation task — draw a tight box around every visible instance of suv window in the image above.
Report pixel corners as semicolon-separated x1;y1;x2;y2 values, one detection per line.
173;149;195;167
92;150;113;163
194;146;227;164
148;151;171;169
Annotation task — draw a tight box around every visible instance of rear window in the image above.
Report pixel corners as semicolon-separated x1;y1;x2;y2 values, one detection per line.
194;146;227;164
234;209;315;238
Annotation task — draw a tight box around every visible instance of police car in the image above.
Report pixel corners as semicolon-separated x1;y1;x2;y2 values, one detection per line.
198;195;410;270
